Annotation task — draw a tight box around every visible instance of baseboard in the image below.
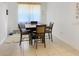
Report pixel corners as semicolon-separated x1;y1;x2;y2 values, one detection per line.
54;34;79;51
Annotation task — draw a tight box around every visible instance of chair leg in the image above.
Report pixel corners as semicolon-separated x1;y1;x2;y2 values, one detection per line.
30;39;33;45
19;34;22;46
29;38;31;45
43;38;46;48
48;33;50;40
34;39;37;49
51;33;53;42
29;33;32;45
42;38;44;43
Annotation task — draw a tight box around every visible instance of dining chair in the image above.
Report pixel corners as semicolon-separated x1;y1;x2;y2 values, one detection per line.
30;21;38;24
46;22;54;42
18;23;30;45
31;25;46;49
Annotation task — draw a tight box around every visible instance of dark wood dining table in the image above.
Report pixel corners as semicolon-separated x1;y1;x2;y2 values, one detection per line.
25;23;49;45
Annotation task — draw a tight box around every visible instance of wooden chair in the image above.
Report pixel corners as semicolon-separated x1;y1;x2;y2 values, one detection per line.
31;25;46;49
18;23;30;45
46;22;54;42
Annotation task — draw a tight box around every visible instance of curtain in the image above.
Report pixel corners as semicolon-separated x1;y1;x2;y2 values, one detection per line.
18;4;41;23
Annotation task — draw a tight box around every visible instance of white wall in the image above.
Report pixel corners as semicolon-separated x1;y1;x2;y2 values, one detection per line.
41;3;47;24
0;3;8;44
47;2;79;50
7;2;18;34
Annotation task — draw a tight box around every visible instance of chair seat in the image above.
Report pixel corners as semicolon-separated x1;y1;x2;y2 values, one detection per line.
46;29;51;33
31;33;44;39
33;31;36;33
22;29;30;34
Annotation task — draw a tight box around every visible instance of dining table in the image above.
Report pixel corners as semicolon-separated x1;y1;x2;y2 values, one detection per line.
25;23;49;45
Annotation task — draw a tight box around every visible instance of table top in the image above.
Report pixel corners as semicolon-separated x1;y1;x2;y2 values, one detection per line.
25;24;36;28
25;23;48;29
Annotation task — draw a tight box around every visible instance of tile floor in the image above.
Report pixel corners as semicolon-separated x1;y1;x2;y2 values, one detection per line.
0;34;79;56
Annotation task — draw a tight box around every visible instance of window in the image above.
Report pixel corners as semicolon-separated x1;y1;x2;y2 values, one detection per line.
18;3;41;23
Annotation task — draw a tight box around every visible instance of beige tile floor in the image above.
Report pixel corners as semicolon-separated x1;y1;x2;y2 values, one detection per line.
0;34;79;56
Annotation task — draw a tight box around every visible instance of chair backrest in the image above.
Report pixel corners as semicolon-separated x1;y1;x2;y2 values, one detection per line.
18;23;25;29
36;25;46;34
18;24;22;34
49;22;54;31
36;25;46;38
30;21;38;24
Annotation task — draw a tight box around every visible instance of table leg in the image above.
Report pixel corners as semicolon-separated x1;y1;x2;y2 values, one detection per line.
29;33;33;45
